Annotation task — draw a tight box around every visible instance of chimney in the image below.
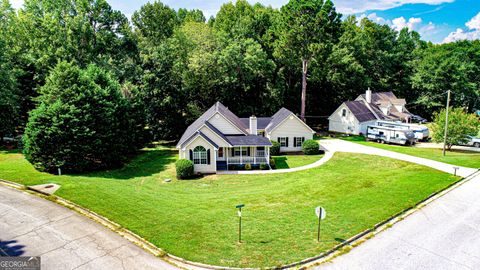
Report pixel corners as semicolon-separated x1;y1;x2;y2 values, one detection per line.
249;116;257;135
366;87;372;103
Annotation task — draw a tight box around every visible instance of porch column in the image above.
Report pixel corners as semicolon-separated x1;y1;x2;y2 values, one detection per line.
240;146;242;164
266;146;270;164
254;147;256;164
226;147;229;167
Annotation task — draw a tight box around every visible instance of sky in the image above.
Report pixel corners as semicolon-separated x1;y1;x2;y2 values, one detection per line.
9;0;480;43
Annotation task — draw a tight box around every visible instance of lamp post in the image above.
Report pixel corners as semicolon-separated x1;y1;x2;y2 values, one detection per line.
236;204;245;243
442;90;451;156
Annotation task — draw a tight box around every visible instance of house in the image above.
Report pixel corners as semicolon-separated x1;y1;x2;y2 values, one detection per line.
328;88;416;135
176;102;315;173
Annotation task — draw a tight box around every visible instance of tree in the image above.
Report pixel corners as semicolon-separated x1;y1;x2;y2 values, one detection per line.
132;1;178;45
431;107;479;150
23;62;146;173
0;36;18;142
275;0;341;121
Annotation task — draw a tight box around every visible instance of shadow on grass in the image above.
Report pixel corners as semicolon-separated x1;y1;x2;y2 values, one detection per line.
339;135;366;142
80;148;178;180
0;149;22;154
273;156;290;169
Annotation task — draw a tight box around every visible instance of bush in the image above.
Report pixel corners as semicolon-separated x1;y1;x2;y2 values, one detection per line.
270;140;281;156
260;163;268;170
23;62;147;173
269;158;276;169
176;159;194;179
302;139;320;155
245;163;252;170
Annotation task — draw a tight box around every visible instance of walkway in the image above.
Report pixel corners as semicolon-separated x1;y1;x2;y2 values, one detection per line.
0;185;179;270
315;170;480;270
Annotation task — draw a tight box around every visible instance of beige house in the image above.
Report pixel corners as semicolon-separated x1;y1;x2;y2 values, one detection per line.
176;102;315;173
328;89;416;135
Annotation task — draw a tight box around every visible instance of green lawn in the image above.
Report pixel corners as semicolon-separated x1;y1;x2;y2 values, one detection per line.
0;148;458;267
272;154;323;169
340;136;480;168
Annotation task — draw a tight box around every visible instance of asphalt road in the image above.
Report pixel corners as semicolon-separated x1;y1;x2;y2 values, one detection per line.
0;185;179;270
315;170;480;270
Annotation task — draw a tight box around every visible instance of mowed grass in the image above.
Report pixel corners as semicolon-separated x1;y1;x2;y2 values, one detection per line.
341;136;480;168
272;154;323;169
0;148;458;267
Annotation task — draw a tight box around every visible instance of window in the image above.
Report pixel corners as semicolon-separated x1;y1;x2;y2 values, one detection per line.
278;137;288;147
342;109;347;117
258;131;265;137
193;146;208;165
294;137;305;147
256;146;265;156
218;147;223;158
234;147;247;156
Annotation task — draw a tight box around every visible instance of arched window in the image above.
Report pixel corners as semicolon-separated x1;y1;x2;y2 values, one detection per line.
193;146;207;165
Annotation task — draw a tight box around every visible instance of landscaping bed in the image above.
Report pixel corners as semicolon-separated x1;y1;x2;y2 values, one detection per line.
0;147;458;267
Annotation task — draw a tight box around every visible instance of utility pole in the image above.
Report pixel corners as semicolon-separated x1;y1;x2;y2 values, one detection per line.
442;90;451;156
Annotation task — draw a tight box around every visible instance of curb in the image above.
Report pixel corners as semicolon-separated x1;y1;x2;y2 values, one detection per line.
1;169;478;270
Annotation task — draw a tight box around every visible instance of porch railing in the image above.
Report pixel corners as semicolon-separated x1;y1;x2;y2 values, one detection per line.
227;156;268;164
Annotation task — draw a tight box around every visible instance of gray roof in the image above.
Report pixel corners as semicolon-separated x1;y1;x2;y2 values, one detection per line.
180;131;219;149
225;135;272;146
176;102;247;148
344;101;377;122
357;91;415;122
265;108;293;133
239;117;272;130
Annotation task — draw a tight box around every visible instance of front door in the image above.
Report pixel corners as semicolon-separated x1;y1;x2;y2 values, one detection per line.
217;147;226;161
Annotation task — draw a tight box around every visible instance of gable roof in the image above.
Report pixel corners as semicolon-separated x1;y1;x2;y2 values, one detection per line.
344;101;377;122
356;91;415;122
180;131;219;150
265;108;293;133
176;102;247;148
239;117;272;130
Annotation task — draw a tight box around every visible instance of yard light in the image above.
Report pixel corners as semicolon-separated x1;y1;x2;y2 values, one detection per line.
315;206;326;242
236;204;245;243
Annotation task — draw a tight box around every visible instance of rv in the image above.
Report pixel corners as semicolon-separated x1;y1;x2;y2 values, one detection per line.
376;121;429;141
366;125;416;146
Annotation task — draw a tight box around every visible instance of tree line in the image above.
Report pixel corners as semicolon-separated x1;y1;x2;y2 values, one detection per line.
0;0;479;171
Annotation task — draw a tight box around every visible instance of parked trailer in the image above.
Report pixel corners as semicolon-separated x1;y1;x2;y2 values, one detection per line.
376;120;429;141
366;125;416;146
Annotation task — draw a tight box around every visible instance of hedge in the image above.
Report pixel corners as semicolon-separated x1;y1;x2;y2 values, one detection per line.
270;140;281;156
302;139;320;155
176;159;194;179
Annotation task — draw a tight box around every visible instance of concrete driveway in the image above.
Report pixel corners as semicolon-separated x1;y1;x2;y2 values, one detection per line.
320;139;477;177
0;185;179;270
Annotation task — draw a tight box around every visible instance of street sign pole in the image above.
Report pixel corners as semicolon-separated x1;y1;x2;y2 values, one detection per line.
317;208;321;242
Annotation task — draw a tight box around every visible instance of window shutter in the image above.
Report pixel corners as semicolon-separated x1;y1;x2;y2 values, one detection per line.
286;137;289;147
207;149;211;164
247;147;251;156
231;148;235;157
294;137;297;147
277;137;280;143
189;150;193;160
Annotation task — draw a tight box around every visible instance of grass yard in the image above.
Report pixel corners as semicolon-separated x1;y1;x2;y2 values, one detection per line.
340;136;480;168
0;147;458;267
272;154;323;169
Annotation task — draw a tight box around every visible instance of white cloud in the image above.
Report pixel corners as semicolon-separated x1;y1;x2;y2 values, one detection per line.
466;12;480;30
9;0;23;9
391;16;423;31
335;0;454;14
443;12;480;43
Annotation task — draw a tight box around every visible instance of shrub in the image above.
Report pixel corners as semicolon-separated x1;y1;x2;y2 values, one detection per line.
175;159;194;179
260;163;268;170
302;139;320;155
269;158;276;169
270;140;281;156
245;163;252;170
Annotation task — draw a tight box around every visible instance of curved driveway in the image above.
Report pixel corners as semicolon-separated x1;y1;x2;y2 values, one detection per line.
0;185;179;270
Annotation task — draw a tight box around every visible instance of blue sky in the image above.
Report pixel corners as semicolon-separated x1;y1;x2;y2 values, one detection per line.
10;0;480;43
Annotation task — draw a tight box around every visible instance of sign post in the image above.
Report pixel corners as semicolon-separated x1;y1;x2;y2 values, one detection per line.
236;204;245;243
315;206;326;242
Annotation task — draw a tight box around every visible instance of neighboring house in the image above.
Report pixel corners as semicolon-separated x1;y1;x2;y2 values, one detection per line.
176;102;315;173
328;88;416;135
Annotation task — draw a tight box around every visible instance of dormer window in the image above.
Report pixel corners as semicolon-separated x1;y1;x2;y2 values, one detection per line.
342;109;347;117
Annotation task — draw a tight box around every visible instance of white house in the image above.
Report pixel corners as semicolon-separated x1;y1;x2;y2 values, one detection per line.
176;102;315;173
328;89;416;135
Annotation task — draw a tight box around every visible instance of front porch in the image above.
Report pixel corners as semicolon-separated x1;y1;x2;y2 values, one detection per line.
216;146;270;170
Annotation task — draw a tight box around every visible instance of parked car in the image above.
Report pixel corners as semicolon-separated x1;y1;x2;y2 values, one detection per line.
411;115;427;124
465;136;480;148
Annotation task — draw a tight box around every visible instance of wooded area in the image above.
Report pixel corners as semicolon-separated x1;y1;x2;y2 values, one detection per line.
1;0;479;141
